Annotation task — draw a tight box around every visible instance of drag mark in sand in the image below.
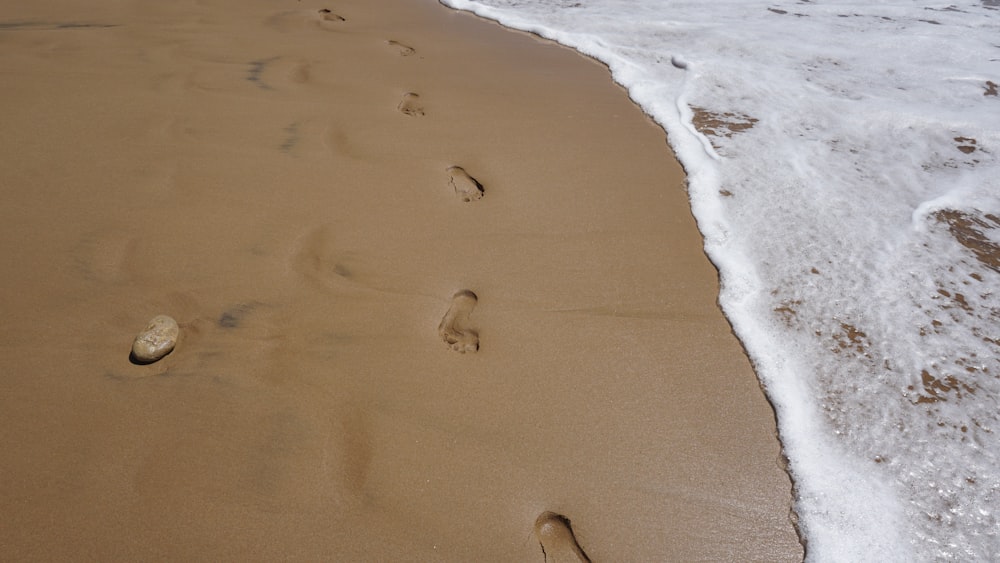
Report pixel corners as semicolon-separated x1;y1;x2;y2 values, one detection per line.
447;166;484;202
535;512;591;563
439;290;479;353
280;123;300;153
397;92;425;116
0;21;119;31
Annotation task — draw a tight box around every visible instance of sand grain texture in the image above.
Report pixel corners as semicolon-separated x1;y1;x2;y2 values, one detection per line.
0;0;802;560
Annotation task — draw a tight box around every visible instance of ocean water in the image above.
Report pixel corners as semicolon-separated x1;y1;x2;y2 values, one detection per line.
439;0;1000;560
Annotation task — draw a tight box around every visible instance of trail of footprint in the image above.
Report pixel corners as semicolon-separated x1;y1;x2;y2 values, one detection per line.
447;166;485;202
397;92;425;116
265;9;345;32
237;402;374;512
438;290;479;353
386;40;416;57
535;512;591;563
234;407;350;510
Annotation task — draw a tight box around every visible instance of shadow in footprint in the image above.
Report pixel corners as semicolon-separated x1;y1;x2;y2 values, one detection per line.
438;290;479;353
535;512;591;563
447;166;485;202
397;92;425;117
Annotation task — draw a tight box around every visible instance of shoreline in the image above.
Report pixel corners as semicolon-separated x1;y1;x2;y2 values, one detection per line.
0;0;803;559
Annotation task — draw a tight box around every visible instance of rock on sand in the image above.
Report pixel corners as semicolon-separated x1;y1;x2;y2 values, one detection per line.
131;315;179;363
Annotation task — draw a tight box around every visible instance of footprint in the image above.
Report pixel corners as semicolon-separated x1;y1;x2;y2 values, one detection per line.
338;405;373;493
280;122;301;153
318;9;346;22
71;229;137;284
535;512;591;563
246;58;272;89
438;290;479;353
246;57;311;91
291;225;353;290
218;302;260;329
387;40;416;57
447;166;485;202
397;92;425;117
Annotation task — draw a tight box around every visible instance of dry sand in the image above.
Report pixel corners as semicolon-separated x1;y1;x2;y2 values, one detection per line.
0;0;803;560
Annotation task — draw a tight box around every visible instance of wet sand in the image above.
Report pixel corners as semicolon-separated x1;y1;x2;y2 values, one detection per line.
0;0;803;560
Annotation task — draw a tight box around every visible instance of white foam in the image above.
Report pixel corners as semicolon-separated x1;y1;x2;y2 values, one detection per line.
442;0;1000;559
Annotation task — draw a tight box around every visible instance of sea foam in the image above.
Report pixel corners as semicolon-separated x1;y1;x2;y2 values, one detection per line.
440;0;1000;560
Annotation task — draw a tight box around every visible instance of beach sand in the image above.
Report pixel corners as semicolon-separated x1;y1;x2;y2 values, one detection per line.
0;0;803;560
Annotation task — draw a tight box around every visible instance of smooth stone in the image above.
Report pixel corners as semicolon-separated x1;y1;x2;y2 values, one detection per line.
131;315;179;363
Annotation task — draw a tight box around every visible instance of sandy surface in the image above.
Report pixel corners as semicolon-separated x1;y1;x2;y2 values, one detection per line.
0;0;803;560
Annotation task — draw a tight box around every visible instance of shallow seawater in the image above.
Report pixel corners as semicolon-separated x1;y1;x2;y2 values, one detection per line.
440;0;1000;559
